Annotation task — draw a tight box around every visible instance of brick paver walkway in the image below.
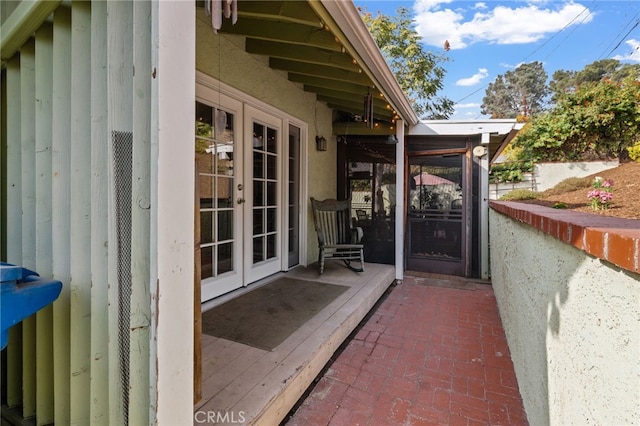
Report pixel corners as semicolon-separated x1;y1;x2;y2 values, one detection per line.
286;276;528;425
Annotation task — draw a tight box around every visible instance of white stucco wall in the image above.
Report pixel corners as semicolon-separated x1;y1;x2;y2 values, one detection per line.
534;161;619;192
195;14;335;265
489;161;620;199
489;211;640;426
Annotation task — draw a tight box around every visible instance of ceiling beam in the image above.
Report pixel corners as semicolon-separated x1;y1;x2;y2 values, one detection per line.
220;18;341;51
288;73;371;95
234;1;322;27
245;39;359;72
332;121;396;135
317;95;392;118
269;58;371;85
304;85;391;110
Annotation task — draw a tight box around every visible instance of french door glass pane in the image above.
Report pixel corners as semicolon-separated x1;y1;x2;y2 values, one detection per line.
252;121;278;264
196;100;235;279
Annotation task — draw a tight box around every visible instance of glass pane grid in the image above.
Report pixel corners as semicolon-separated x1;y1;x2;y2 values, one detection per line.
197;100;236;280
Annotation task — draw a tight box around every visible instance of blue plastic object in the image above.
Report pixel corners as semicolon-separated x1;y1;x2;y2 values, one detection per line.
1;262;62;350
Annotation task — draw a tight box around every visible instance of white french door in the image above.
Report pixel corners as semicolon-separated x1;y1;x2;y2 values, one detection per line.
196;89;245;301
243;106;283;283
197;81;301;302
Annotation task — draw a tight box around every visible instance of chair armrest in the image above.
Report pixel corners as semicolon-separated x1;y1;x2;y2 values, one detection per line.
351;226;363;244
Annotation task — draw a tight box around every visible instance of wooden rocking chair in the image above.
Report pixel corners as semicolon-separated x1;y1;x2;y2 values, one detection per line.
310;197;365;274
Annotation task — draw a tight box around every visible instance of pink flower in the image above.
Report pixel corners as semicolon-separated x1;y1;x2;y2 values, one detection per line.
602;179;614;188
587;190;600;199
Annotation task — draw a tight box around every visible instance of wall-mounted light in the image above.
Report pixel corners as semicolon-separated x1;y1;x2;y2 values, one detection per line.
316;136;327;151
386;135;398;145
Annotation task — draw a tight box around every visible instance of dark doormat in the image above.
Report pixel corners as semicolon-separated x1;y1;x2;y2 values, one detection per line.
201;277;349;351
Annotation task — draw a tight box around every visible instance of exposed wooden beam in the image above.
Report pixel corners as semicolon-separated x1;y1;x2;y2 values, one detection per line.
0;0;62;63
304;85;391;110
288;73;370;95
245;39;359;72
332;121;396;135
235;1;322;27
317;94;392;117
269;58;371;85
220;18;341;51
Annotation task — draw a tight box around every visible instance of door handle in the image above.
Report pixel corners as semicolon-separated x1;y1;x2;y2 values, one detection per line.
237;198;245;204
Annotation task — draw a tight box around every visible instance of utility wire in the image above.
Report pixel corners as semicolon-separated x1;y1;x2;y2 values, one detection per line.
601;17;640;59
597;11;640;59
453;0;612;109
541;8;595;62
521;1;596;63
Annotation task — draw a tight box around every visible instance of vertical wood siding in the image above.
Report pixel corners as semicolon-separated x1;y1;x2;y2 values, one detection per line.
1;2;155;424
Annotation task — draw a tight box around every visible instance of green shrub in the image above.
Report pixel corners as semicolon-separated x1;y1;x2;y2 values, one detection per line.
489;161;534;183
499;189;539;201
628;142;640;162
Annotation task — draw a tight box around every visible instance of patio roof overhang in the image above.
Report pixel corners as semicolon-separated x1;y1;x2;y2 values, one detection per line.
202;0;418;135
410;119;525;163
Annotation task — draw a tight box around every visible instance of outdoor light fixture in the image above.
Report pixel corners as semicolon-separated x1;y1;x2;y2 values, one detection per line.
386;135;399;144
316;136;327;151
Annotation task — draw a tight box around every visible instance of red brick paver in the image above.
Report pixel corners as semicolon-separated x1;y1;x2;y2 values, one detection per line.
286;277;528;425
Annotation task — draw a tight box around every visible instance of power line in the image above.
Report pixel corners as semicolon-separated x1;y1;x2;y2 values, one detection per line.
541;8;595;63
521;1;596;63
600;16;640;59
453;1;597;107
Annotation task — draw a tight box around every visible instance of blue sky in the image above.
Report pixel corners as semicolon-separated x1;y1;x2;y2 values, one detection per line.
353;0;640;119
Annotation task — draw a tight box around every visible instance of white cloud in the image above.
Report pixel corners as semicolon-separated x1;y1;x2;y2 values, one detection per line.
613;39;640;63
473;2;487;10
456;68;489;86
413;0;593;50
455;102;481;109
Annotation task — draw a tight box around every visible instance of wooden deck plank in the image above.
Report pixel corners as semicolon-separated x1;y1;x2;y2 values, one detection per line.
194;263;395;424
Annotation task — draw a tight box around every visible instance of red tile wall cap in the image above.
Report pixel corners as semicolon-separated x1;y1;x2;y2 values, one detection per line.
490;201;640;274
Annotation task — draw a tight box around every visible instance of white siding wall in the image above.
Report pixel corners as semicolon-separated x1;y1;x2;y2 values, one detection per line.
1;2;194;424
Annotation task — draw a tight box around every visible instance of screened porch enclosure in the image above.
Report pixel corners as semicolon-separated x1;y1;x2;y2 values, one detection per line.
338;137;396;265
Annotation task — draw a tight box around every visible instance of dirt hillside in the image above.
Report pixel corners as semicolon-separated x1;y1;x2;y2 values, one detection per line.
521;161;640;220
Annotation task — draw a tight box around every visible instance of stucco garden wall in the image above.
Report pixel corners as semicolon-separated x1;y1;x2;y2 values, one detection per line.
489;204;640;425
534;160;619;192
489;161;619;199
195;15;335;264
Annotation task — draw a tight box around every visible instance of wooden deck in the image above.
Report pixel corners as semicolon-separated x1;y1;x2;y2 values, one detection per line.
194;262;395;425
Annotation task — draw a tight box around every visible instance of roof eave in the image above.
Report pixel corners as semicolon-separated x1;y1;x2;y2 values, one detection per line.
314;0;419;127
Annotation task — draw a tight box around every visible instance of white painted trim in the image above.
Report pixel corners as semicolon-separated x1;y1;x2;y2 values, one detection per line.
51;7;72;424
5;50;23;411
129;1;152;423
410;119;522;136
395;120;405;281
89;1;110;422
69;2;92;422
5;56;22;266
154;2;195;424
479;133;490;279
19;38;37;419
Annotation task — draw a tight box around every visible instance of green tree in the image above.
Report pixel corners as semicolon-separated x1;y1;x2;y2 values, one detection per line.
513;77;640;162
550;59;640;102
481;61;549;118
360;7;454;119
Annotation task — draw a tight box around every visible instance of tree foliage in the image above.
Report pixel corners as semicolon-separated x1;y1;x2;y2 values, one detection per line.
512;77;640;162
481;61;549;118
549;59;640;102
360;7;454;119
